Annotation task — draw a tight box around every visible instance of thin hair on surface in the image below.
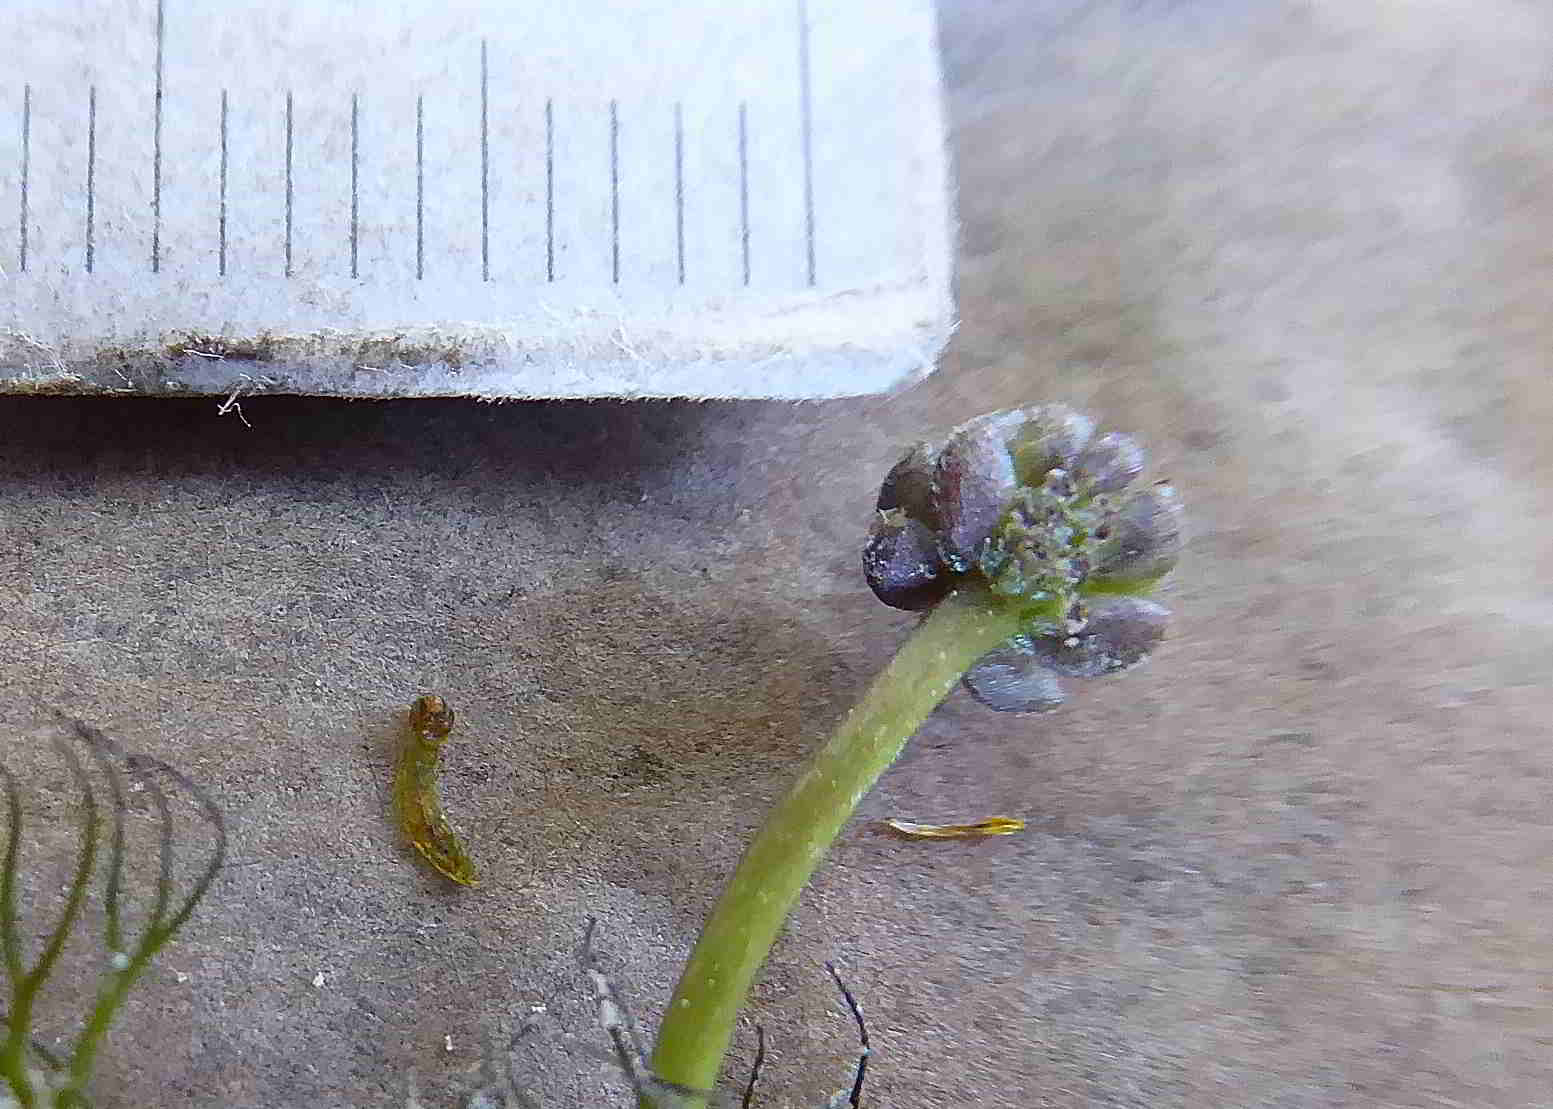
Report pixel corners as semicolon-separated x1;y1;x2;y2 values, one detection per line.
739;1024;766;1109
824;962;870;1109
449;925;878;1108
579;918;712;1108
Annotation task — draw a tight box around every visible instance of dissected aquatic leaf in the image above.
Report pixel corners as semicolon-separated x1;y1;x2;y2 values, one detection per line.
0;718;224;1108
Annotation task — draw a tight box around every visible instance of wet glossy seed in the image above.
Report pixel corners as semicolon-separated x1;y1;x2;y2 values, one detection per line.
864;515;950;610
1008;405;1096;486
1073;432;1145;493
932;409;1030;571
876;440;941;530
1025;597;1170;677
1089;482;1184;589
962;643;1067;713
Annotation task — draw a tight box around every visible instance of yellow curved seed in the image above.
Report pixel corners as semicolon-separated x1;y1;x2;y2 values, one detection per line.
884;816;1026;839
395;694;479;887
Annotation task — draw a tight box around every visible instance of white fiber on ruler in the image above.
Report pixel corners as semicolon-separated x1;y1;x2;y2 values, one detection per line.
0;0;953;399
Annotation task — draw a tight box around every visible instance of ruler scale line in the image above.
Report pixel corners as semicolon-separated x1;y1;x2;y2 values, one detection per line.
415;93;424;280
350;93;360;279
674;101;685;285
18;85;29;273
284;90;294;278
797;0;815;287
609;99;619;284
738;101;749;287
151;0;164;272
480;40;489;282
545;98;554;282
219;89;228;276
85;86;96;274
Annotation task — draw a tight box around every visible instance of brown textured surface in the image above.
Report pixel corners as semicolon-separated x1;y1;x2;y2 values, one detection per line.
4;2;1553;1105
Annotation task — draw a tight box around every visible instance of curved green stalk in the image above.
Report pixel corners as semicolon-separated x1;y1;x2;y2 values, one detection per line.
649;586;1024;1103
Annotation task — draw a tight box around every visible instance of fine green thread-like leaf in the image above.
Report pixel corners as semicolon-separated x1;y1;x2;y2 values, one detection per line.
0;741;98;1109
0;720;225;1109
0;762;34;1109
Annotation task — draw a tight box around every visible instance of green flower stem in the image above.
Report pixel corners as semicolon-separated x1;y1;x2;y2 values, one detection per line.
649;586;1024;1103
